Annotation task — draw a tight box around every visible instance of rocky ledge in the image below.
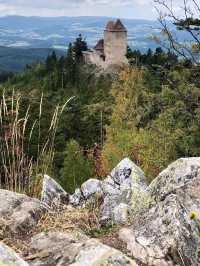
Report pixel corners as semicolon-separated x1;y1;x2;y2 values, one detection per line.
0;157;200;266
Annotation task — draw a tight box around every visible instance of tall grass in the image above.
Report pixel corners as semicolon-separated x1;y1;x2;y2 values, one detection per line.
0;90;73;196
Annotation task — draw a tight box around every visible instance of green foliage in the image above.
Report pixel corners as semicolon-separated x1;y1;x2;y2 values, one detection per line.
88;223;116;238
103;64;200;182
2;34;200;191
1;35;112;188
175;18;200;31
73;34;88;62
59;139;94;193
128;46;178;68
0;46;65;73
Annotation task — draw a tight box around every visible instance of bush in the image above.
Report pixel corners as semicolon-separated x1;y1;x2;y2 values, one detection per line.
59;139;94;193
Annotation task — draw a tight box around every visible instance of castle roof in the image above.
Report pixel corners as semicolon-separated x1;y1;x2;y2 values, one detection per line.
106;21;115;31
114;19;127;31
95;39;104;51
105;19;127;32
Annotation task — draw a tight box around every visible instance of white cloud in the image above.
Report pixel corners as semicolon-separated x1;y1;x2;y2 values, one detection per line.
0;0;149;18
0;0;196;19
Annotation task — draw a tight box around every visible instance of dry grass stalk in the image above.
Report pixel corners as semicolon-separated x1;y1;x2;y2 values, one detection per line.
0;90;73;196
35;204;101;235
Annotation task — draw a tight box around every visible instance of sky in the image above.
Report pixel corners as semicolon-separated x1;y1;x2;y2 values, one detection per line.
0;0;194;20
0;0;159;19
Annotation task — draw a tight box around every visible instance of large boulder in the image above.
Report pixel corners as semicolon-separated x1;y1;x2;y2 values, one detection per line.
150;157;200;202
69;179;103;207
110;157;146;185
41;175;69;208
100;158;150;223
81;179;103;199
26;231;137;266
119;157;200;266
0;189;46;233
0;242;29;266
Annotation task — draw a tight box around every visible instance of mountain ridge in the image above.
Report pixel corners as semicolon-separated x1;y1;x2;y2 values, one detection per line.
0;46;65;72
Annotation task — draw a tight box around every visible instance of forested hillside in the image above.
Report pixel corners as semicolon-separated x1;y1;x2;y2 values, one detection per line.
0;46;65;72
0;35;113;193
1;31;200;193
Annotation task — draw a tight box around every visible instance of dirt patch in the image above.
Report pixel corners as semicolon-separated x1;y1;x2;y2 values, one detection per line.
99;228;130;256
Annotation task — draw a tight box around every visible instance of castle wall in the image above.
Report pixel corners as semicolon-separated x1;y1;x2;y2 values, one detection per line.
104;30;128;66
83;20;128;69
83;50;105;68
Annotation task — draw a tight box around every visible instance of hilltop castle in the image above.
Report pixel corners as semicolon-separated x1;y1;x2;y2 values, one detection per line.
83;19;128;69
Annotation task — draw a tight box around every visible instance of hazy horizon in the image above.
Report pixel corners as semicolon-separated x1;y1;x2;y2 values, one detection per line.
0;0;188;20
0;14;157;21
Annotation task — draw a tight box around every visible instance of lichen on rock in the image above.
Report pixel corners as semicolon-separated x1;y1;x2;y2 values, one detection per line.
0;242;29;266
101;158;150;223
120;157;200;266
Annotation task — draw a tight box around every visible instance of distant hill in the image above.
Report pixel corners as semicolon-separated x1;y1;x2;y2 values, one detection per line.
0;16;191;72
0;16;164;50
0;46;65;72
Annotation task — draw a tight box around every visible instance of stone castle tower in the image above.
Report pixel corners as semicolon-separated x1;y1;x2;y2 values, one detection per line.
83;19;128;69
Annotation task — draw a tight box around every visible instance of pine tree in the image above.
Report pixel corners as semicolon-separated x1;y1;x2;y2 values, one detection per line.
45;51;57;72
73;34;88;63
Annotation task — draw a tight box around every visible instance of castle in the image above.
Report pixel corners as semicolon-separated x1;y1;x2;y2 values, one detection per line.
83;19;128;69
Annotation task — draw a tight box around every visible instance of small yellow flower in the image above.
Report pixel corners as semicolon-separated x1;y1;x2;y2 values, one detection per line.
189;211;198;220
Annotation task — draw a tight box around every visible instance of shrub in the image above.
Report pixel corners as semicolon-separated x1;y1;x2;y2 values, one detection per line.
59;139;94;193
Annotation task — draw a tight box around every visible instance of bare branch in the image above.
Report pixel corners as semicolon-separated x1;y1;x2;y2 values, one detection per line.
154;0;200;64
192;0;200;14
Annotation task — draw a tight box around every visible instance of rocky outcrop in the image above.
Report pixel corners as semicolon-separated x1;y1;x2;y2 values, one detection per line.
100;158;150;224
69;158;150;224
0;189;46;233
1;157;200;266
41;175;69;208
27;231;137;266
119;157;200;266
0;242;29;266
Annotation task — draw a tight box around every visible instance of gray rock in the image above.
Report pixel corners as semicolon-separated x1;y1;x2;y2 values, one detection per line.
81;178;103;199
110;157;146;186
0;189;46;233
119;158;200;266
102;176;118;195
69;159;149;224
100;193;124;223
0;242;29;266
69;179;103;207
101;158;149;223
27;231;137;266
41;175;69;207
113;203;130;224
150;157;200;202
70;238;136;266
69;188;83;206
